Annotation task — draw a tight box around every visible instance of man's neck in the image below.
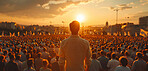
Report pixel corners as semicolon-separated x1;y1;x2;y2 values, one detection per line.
71;32;78;35
71;34;78;35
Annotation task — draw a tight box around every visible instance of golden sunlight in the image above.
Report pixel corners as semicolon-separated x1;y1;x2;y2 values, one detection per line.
76;14;85;23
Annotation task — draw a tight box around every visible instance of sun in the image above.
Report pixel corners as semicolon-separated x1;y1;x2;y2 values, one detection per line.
76;14;85;23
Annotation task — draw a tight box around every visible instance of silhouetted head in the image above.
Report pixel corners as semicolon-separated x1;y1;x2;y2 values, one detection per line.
111;52;116;59
136;52;143;58
92;53;97;59
0;55;5;61
119;56;128;67
10;54;15;61
27;58;34;68
37;52;42;58
100;50;105;56
16;55;21;60
69;21;80;35
43;59;49;67
125;51;130;57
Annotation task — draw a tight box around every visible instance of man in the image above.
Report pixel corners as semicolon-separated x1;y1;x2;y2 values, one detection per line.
23;58;36;71
15;55;22;71
35;52;43;71
97;50;109;71
22;53;32;71
107;53;120;71
0;55;5;71
59;21;91;71
131;52;147;71
41;47;50;59
115;56;131;71
125;51;133;67
89;53;102;71
5;54;19;71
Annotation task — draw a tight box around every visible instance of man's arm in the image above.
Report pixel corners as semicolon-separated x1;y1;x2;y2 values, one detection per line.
131;61;136;71
58;42;65;71
85;41;92;71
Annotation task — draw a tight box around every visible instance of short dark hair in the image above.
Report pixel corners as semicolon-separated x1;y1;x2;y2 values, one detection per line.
69;21;80;34
119;56;128;67
111;53;116;59
26;53;31;60
9;54;15;60
16;55;21;60
100;50;105;55
0;55;5;61
37;52;42;58
92;53;97;59
43;59;49;66
136;52;143;58
27;58;34;67
142;50;146;55
125;51;130;56
43;47;47;52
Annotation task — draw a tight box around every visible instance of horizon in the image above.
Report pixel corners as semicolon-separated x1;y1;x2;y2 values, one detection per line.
0;0;148;26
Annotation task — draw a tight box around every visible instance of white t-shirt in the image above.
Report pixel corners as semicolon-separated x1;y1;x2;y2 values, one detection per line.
115;66;131;71
107;59;120;71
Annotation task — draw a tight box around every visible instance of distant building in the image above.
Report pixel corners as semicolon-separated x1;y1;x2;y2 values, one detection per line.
139;16;148;31
139;16;148;26
106;21;108;26
0;22;16;29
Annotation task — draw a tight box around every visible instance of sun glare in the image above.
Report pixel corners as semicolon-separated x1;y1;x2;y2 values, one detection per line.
76;14;85;23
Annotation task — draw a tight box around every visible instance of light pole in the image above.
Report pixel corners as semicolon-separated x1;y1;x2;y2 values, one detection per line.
114;8;119;24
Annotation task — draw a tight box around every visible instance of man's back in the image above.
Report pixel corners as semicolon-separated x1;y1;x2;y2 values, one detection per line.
42;52;49;59
35;58;43;71
5;61;19;71
131;59;147;71
59;35;91;71
97;56;109;70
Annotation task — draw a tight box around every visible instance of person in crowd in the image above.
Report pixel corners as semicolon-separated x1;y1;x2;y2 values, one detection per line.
50;52;60;71
21;49;27;62
115;56;131;71
59;21;91;71
89;53;102;71
5;54;19;71
0;55;5;71
131;52;147;71
15;55;22;71
40;59;51;71
97;50;109;71
125;51;133;67
24;58;36;71
35;52;43;71
6;53;11;62
0;29;147;71
142;50;148;62
41;47;50;59
22;53;32;70
131;48;136;60
107;52;120;71
0;48;3;55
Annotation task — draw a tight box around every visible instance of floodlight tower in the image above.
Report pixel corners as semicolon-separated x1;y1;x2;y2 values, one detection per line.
114;8;119;24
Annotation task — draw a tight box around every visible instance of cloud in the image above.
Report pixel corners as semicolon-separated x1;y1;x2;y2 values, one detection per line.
107;3;133;11
0;0;94;18
131;11;148;18
139;0;148;2
117;4;132;10
139;0;148;5
141;1;148;5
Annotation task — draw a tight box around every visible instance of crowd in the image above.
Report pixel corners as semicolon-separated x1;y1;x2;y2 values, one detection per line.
0;34;147;71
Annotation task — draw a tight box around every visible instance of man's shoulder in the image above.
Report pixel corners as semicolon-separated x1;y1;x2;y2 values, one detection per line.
61;37;70;43
61;36;89;43
78;37;89;45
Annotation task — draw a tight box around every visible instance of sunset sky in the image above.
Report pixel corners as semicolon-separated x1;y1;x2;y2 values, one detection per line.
0;0;148;26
